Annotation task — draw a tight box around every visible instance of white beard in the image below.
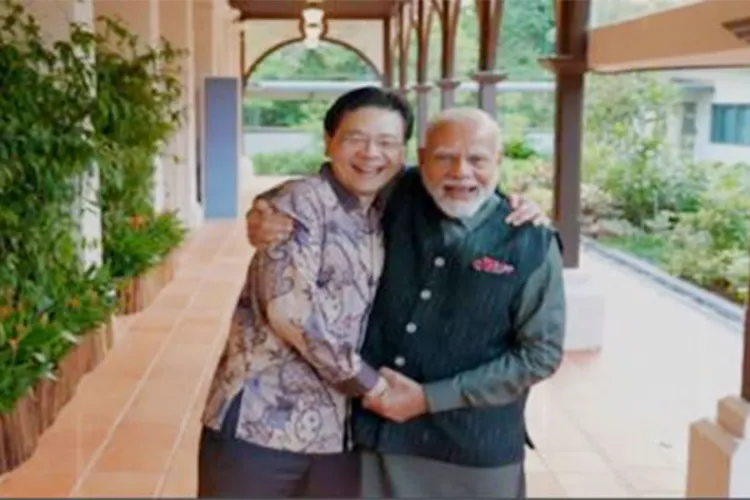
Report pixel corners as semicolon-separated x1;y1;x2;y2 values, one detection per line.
424;181;493;219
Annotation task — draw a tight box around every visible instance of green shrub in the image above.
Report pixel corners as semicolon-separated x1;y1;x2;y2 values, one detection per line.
663;162;749;303
0;2;189;412
252;151;324;176
503;139;538;160
103;211;186;281
0;0;116;410
93;16;187;281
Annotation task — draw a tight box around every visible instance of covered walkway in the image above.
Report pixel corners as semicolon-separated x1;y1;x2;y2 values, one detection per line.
2;0;747;496
0;178;740;498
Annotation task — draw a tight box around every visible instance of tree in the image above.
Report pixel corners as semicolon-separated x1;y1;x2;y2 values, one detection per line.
245;1;556;128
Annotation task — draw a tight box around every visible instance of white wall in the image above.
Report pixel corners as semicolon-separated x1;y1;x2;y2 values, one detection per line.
672;69;750;164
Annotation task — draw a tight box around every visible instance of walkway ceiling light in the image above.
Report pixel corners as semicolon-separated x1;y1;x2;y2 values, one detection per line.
301;1;325;50
303;24;323;49
302;6;324;25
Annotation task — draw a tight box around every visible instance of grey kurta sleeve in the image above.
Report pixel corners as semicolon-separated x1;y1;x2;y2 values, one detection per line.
423;242;566;413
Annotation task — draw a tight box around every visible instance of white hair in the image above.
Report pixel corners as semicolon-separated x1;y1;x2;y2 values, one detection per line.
421;107;503;219
425;107;502;150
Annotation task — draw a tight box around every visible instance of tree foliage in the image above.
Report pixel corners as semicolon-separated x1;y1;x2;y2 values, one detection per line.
245;1;555;128
0;0;187;412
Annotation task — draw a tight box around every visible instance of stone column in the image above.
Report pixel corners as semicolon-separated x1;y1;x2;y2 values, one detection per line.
687;275;750;496
193;0;218;219
94;0;164;213
543;0;604;353
436;0;461;110
194;1;217;78
382;18;394;88
214;3;242;78
413;83;433;147
436;78;461;109
159;0;198;228
473;0;503;117
471;70;505;117
75;0;101;269
687;396;750;497
24;0;102;269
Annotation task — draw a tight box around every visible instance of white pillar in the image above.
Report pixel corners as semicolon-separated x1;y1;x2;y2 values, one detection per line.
159;0;198;228
76;0;102;269
687;396;750;498
94;0;164;213
23;0;102;269
192;0;218;227
214;2;241;78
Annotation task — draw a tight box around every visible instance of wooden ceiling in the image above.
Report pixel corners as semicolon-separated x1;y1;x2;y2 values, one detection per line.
230;0;408;20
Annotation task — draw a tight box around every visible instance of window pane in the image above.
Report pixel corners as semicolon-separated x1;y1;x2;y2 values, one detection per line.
739;106;750;146
724;106;738;144
711;106;720;142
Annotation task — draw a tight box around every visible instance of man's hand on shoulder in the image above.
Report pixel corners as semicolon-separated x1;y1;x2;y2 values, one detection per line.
363;367;427;423
505;193;551;228
246;198;294;249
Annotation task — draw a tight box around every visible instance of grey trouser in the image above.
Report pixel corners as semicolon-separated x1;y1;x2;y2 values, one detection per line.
361;450;526;499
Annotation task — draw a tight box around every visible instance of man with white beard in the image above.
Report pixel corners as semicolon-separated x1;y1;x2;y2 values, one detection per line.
246;107;565;498
351;107;566;498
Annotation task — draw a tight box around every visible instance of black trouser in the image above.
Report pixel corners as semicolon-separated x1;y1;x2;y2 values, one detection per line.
197;394;360;498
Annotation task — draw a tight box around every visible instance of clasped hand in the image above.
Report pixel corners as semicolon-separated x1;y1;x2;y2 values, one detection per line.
363;367;427;423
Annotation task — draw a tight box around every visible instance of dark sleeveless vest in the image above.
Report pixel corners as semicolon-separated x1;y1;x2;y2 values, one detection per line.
351;170;556;467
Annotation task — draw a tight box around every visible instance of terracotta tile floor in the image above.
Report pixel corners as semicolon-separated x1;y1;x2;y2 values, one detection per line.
0;177;743;498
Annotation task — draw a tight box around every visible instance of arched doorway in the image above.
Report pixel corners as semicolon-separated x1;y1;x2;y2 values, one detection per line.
242;39;382;178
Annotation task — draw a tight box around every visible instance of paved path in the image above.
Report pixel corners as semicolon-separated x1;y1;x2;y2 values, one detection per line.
0;176;742;497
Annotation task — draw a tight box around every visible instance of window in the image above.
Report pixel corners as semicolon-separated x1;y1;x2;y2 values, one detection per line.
710;104;750;146
680;102;697;153
681;102;697;135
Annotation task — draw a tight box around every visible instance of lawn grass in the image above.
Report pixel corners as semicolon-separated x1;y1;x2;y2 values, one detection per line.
598;234;671;266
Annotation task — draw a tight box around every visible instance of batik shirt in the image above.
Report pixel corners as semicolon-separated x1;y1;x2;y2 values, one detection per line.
201;165;385;453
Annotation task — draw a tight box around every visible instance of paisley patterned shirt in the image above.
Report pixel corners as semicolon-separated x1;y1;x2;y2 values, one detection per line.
201;165;385;453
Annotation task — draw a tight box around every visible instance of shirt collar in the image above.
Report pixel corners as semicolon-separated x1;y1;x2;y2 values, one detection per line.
319;162;388;213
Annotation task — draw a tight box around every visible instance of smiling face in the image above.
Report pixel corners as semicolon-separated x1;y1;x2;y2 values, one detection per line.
419;110;502;219
324;106;406;205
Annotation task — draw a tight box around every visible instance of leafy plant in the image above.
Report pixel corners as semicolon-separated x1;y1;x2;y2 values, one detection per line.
92;15;187;281
252;150;324;176
503;139;538;160
0;0;114;410
663;162;750;303
0;2;189;412
105;211;186;280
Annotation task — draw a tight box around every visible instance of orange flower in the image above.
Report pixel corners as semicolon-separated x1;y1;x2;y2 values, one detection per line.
67;297;81;308
129;214;146;229
8;337;19;352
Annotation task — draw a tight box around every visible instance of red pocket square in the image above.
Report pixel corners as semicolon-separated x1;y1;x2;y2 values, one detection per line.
472;256;515;275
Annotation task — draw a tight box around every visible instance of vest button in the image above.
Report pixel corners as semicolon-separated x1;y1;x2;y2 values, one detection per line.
434;256;445;268
420;289;432;300
405;323;417;334
394;356;406;367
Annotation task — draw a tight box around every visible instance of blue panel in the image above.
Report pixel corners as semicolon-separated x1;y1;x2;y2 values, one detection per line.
203;77;241;219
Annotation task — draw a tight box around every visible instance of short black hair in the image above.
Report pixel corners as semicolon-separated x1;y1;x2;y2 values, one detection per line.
323;86;414;143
